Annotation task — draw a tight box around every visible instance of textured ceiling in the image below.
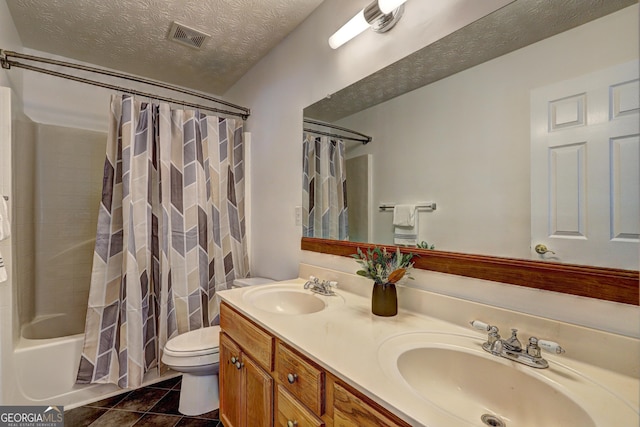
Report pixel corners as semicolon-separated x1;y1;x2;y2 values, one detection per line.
6;0;324;95
304;0;638;122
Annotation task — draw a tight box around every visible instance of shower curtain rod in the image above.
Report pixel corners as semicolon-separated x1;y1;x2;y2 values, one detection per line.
303;118;371;144
0;49;250;120
303;127;370;144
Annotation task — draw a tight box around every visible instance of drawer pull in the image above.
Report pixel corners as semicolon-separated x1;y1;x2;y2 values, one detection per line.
287;421;298;427
287;373;298;384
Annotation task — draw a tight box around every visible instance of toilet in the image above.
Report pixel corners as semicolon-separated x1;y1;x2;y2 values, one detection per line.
161;277;274;416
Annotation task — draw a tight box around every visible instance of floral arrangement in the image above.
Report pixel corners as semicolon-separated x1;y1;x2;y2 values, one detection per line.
351;246;415;284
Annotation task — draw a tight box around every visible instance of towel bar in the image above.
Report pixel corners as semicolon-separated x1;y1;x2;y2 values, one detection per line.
379;202;436;211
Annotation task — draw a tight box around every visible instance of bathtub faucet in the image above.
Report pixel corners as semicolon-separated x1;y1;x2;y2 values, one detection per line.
304;276;338;296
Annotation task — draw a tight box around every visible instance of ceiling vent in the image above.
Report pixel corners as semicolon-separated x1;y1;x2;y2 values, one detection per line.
168;22;210;49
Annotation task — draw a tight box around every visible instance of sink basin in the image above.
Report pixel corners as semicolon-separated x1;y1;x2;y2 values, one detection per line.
398;346;592;426
378;332;636;427
242;283;343;315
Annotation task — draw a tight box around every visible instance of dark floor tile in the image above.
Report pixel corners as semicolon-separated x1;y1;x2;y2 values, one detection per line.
132;413;182;427
195;408;219;420
86;391;132;408
175;417;218;427
148;390;182;416
91;410;144;427
148;375;182;390
113;387;170;412
64;406;107;427
172;380;182;390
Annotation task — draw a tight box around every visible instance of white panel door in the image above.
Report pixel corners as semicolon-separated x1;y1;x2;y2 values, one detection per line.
531;61;639;269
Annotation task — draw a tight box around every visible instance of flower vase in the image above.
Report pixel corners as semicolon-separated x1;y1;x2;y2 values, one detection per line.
371;281;398;317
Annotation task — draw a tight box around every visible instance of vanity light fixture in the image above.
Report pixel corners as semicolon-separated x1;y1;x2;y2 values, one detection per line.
328;0;408;49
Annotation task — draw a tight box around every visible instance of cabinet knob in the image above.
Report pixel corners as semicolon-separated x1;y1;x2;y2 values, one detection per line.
287;373;298;384
287;421;298;427
235;361;243;370
230;356;237;364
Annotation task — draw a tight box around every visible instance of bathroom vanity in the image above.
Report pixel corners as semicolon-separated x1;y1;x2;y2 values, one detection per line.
219;302;408;427
218;265;639;426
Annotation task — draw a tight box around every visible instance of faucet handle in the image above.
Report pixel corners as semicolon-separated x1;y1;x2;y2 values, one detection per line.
538;339;565;354
504;329;522;351
470;320;492;331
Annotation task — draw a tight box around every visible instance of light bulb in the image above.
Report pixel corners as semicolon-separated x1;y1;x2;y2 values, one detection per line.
328;9;370;49
378;0;408;14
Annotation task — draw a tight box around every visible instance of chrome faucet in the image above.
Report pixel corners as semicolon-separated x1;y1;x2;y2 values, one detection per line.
304;276;338;296
470;320;565;369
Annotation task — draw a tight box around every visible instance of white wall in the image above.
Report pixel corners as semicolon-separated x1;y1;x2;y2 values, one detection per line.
0;0;24;403
225;0;511;280
0;0;23;94
337;6;638;260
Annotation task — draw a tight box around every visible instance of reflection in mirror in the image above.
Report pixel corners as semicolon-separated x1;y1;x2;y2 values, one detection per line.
302;119;373;242
301;131;348;240
303;1;639;272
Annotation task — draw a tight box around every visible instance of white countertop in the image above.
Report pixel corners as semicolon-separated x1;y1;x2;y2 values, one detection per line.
218;273;639;427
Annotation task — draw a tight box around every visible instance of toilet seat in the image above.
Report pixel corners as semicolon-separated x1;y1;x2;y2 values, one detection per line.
164;325;220;358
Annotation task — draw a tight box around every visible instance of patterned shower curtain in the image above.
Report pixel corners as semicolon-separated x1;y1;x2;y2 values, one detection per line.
302;132;348;240
77;94;249;388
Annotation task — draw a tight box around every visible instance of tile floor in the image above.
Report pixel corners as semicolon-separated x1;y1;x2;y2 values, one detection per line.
64;376;223;427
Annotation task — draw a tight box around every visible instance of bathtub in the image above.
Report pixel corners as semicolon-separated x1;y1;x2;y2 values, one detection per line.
12;315;176;409
21;313;84;339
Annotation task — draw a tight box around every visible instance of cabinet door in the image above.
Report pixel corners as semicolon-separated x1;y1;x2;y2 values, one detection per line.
276;385;324;427
220;333;243;427
333;382;404;427
244;354;274;427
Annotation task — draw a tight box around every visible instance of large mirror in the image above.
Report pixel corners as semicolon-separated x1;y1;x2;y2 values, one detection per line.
302;0;639;304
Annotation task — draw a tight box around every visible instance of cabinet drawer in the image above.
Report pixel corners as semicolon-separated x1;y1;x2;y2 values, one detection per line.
333;382;407;427
276;385;324;427
220;302;274;371
275;342;325;416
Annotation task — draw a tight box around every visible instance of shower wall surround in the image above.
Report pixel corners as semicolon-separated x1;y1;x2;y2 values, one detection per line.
13;120;106;337
13;116;36;330
31;124;105;334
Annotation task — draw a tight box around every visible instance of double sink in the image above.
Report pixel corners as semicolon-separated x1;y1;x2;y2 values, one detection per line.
239;282;638;426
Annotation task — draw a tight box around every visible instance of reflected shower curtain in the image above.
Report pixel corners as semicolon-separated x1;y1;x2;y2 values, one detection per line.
77;94;248;387
302;133;348;240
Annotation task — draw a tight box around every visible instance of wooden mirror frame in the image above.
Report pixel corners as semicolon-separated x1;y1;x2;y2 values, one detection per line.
301;237;639;305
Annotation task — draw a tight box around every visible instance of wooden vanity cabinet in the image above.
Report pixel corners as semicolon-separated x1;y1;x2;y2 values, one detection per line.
332;381;404;427
276;385;324;427
220;333;273;427
220;302;410;427
275;341;325;416
220;302;274;427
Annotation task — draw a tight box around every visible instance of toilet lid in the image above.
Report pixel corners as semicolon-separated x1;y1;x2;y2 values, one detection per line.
165;325;220;354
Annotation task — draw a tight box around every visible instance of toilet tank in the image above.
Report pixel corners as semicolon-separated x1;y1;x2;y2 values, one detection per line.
232;277;274;288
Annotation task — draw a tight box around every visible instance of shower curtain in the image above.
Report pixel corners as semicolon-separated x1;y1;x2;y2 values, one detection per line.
77;94;249;388
302;132;348;240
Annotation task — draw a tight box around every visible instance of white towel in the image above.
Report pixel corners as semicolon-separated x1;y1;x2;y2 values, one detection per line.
0;197;10;241
394;226;418;246
393;204;416;227
0;253;6;283
393;205;418;246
